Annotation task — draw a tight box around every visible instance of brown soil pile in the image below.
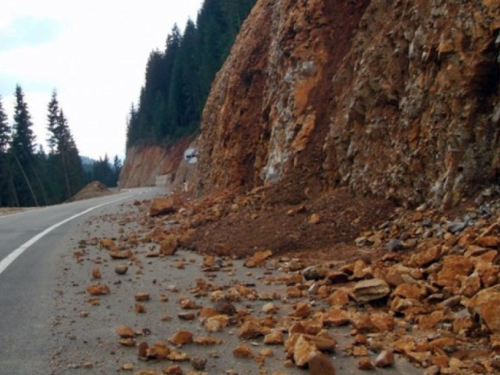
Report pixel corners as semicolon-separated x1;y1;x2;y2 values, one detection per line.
69;181;113;202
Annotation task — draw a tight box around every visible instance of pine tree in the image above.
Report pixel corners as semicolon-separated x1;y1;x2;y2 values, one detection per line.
10;85;39;206
47;90;60;153
0;95;9;152
0;95;13;207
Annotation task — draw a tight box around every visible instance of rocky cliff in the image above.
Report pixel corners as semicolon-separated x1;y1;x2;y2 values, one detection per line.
193;0;500;208
119;138;193;188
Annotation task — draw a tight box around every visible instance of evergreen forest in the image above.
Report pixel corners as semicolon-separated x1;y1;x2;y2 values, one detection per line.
126;0;256;148
0;87;121;207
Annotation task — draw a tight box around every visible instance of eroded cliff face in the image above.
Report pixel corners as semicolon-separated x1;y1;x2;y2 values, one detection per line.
194;0;500;208
119;138;192;188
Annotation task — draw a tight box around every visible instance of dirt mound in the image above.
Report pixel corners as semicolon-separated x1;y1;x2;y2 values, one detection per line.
69;181;113;202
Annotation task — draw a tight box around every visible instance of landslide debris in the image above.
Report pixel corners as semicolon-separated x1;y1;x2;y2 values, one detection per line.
69;181;113;202
51;184;500;374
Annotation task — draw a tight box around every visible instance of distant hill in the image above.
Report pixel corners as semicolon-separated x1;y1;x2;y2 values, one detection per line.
80;156;95;165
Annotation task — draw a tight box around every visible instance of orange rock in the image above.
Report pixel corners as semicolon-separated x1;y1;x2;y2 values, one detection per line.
100;238;119;251
264;330;284;345
392;283;426;301
154;341;171;359
193;336;222;345
86;284;110;295
204;315;229;332
116;326;135;338
452;316;475;334
166;350;189;362
460;273;481;298
436;256;474;287
468;285;500;333
308;352;336;375
322;308;350;327
357;357;375;370
149;197;178;217
233;343;253;358
370;312;395;332
162;365;182;375
309;213;321;225
119;338;135;346
407;245;442;267
418;311;445;330
238;320;268;339
160;236;179;256
244;250;273;268
92;267;101;279
375;350;394;367
109;250;133;259
291;302;312;318
327;288;350;306
293;335;319;367
475;235;500;248
168;331;193;346
135;303;146;313
135;292;150;301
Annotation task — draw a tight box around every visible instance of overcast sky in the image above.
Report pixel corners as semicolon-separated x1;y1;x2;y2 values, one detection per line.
0;0;204;160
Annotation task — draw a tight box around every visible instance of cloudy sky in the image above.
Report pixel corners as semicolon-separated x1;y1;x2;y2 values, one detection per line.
0;0;203;160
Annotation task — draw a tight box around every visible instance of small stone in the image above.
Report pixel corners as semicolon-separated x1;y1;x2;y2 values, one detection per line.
92;267;101;279
237;320;266;340
352;279;390;303
309;213;321;225
116;326;135;338
135;303;146;313
293;335;318;367
264;331;284;345
115;265;128;275
166;351;189;362
233;344;253;358
86;284;110;296
387;239;404;251
204;315;229;332
262;302;280;314
302;264;329;280
168;331;193;346
214;299;237;315
468;285;500;333
375;350;394;367
244;250;273;268
191;357;207;371
292;302;312;318
109;250;133;259
193;336;222;345
121;363;134;371
149;197;178;217
308;352;335;375
357;357;375;370
119;338;136;346
322;308;350;327
135;293;150;301
162;365;182;375
178;312;196;321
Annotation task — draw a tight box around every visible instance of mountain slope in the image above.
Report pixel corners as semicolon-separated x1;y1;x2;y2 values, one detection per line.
193;0;500;208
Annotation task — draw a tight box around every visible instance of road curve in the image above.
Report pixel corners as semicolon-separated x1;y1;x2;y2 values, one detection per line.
0;187;164;374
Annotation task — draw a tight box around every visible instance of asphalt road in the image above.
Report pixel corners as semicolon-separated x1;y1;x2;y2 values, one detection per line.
0;187;164;375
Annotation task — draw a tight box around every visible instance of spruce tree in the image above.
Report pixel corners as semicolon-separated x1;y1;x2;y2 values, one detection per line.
10;85;40;206
0;95;12;207
0;95;9;152
47;90;60;153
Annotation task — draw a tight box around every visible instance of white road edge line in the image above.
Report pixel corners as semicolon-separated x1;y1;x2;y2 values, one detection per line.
0;195;131;276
